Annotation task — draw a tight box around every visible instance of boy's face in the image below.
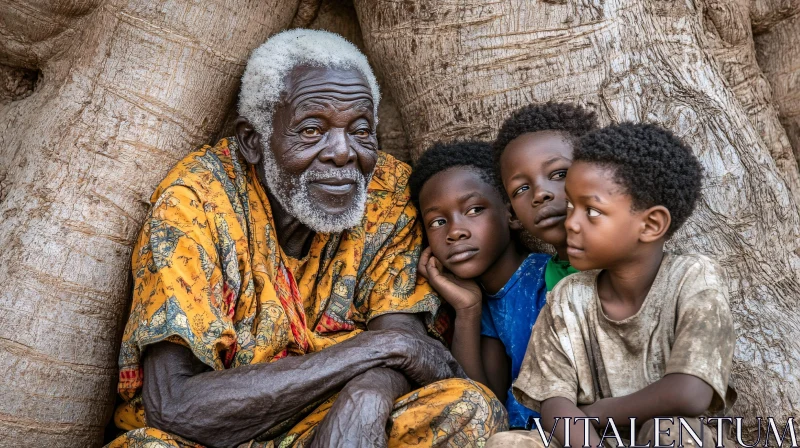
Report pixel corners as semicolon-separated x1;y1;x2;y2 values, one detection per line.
499;131;572;248
419;167;514;279
563;161;645;271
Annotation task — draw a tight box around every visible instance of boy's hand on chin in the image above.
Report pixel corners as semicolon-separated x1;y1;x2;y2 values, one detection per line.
418;247;482;314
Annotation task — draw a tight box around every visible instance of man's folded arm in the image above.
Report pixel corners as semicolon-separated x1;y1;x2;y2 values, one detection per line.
141;311;464;448
142;332;397;447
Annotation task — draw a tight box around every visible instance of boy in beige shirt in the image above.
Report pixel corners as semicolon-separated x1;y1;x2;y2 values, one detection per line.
488;123;735;447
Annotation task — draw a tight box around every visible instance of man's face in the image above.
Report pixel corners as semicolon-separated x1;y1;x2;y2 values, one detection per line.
260;65;379;233
419;167;513;280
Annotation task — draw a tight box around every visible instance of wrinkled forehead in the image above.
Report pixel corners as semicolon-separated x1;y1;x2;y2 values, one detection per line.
279;64;374;108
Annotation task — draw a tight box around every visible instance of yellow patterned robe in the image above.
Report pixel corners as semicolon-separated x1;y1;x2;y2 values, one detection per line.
108;138;506;447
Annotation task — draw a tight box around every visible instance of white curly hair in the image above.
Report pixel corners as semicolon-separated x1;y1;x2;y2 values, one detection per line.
238;28;381;141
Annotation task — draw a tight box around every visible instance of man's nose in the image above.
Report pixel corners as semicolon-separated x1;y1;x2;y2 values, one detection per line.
531;187;554;207
319;128;357;167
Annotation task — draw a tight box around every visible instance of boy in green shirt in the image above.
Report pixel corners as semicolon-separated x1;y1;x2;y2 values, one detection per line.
493;102;597;289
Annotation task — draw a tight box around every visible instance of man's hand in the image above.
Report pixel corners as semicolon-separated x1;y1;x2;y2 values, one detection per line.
310;368;410;448
309;312;464;448
369;313;467;386
418;247;482;312
139;323;456;448
380;328;466;385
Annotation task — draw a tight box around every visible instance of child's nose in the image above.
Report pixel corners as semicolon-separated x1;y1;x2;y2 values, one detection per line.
446;225;471;242
532;188;554;206
565;213;580;233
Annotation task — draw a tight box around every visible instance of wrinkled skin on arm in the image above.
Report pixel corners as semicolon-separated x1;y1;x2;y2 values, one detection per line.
141;313;464;447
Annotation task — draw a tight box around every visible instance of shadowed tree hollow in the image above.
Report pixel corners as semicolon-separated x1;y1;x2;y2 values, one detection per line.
0;0;798;445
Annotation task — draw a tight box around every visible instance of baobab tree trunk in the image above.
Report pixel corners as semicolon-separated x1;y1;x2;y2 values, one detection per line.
752;0;800;163
0;1;298;446
701;0;800;202
354;0;800;436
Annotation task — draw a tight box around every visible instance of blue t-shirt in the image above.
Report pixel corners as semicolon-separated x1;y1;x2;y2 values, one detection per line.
480;253;550;429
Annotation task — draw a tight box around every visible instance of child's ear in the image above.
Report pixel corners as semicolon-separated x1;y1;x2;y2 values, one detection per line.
507;204;524;230
639;205;671;243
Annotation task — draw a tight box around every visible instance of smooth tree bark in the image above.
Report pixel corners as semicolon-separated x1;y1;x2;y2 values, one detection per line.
354;0;800;436
0;1;298;445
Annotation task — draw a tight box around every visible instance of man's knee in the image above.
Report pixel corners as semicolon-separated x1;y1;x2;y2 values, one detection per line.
438;378;507;418
388;378;508;446
429;378;508;434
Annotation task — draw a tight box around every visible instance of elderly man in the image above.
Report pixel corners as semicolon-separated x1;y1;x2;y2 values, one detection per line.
107;30;506;448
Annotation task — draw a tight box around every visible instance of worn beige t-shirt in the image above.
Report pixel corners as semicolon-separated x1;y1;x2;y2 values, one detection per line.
513;253;735;414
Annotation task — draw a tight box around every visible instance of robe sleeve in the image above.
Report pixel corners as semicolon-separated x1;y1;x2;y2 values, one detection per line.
118;186;238;399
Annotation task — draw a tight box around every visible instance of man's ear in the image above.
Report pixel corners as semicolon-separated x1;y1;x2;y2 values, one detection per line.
235;116;263;165
639;205;671;243
507;204;524;231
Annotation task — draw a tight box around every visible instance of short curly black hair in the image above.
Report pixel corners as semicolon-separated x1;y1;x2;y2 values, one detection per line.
409;140;499;208
493;102;599;173
574;122;703;237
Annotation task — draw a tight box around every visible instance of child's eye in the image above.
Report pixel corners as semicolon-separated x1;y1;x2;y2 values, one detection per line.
587;208;601;217
513;185;529;197
466;206;484;216
566;200;574;210
429;218;446;228
550;170;568;180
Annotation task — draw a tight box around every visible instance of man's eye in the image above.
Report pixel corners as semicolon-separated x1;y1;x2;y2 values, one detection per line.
588;208;601;217
513;185;529;197
353;129;370;137
301;127;321;137
430;218;446;228
551;170;568;180
466;206;484;216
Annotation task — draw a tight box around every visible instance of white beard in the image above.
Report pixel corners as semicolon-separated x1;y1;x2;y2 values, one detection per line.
260;143;370;234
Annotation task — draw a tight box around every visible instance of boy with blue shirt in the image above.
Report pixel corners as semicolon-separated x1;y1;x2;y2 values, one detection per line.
410;103;599;430
476;254;549;428
410;140;546;429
